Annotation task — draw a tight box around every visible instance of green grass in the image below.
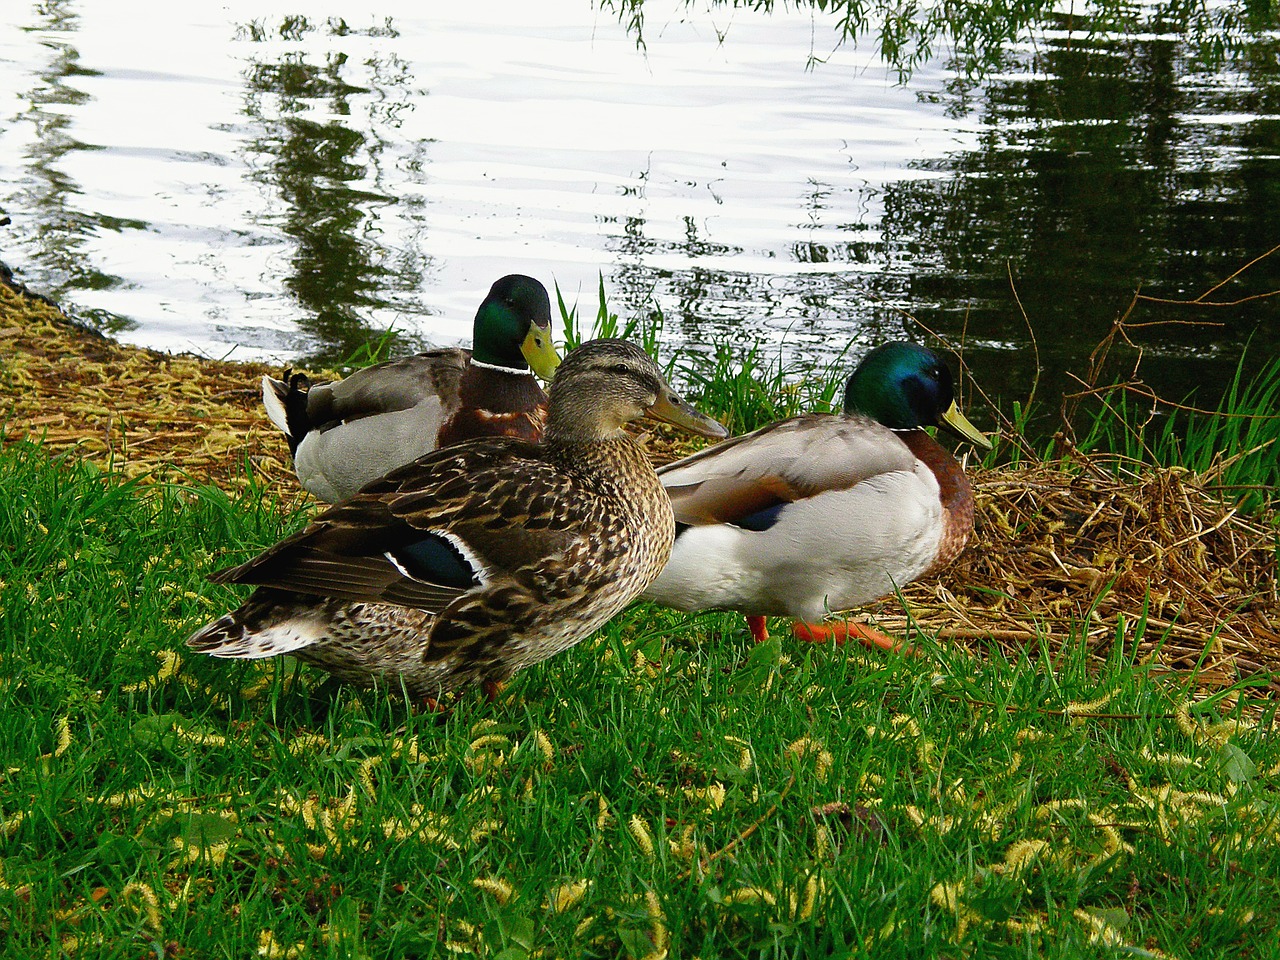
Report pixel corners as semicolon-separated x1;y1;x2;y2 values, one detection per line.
1072;355;1280;512
3;302;1277;957
2;440;1278;959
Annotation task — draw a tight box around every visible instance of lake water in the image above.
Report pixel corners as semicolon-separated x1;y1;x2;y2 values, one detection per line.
2;0;1277;427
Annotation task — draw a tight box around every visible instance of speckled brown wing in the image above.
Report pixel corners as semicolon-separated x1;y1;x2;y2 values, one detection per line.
211;437;597;616
421;500;640;669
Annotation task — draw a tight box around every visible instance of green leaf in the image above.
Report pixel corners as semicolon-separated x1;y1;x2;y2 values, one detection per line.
618;925;654;960
631;632;666;661
1080;906;1130;932
179;812;240;848
733;634;783;697
1218;742;1256;783
502;915;536;951
129;713;182;748
964;868;1019;923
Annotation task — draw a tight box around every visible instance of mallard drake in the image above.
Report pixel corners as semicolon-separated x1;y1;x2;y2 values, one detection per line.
189;339;728;700
263;274;562;502
642;341;991;650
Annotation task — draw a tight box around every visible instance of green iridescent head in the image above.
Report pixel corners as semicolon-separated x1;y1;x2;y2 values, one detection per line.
471;274;560;380
843;341;990;448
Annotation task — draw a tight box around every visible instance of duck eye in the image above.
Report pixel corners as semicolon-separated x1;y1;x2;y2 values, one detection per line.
612;363;630;375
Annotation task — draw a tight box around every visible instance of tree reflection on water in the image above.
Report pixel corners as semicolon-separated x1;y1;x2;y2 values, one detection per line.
239;14;426;365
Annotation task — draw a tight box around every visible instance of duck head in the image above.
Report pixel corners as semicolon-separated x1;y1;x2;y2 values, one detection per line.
472;274;561;380
545;339;728;443
843;341;991;448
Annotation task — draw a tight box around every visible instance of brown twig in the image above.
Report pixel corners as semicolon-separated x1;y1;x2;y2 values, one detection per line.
691;771;798;877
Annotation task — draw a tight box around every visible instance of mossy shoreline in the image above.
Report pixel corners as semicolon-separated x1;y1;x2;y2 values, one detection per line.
0;270;294;491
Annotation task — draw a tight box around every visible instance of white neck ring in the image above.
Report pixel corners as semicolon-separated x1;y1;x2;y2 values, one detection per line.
470;357;531;375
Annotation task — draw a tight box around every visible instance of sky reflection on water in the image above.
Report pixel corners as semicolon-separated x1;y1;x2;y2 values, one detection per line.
1;0;1276;426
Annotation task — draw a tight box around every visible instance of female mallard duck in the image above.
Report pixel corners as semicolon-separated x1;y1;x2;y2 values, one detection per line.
642;341;991;650
189;339;728;699
263;274;562;503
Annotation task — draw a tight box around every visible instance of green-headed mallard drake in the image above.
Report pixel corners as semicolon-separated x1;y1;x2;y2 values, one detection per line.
263;274;562;503
642;341;991;650
189;339;728;700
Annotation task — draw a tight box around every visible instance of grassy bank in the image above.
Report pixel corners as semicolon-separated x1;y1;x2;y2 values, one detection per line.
1;279;1278;957
2;441;1277;958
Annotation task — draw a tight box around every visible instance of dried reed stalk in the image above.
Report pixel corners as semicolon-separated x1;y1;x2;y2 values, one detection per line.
878;462;1279;693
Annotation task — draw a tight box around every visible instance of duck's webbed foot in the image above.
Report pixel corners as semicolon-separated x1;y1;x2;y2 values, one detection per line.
791;619;911;655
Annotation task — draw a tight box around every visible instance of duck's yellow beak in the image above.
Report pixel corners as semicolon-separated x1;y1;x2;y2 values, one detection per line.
521;325;561;382
646;388;729;440
939;401;991;449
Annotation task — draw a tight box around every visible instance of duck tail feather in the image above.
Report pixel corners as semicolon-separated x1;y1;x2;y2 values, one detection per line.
186;588;329;659
261;373;293;436
261;370;313;455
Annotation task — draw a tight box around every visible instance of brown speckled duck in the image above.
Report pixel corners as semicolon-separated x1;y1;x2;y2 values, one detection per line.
263;274;561;502
642;341;990;650
189;339;728;699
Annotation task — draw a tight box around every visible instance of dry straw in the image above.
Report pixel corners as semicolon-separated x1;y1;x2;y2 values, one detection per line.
878;460;1279;692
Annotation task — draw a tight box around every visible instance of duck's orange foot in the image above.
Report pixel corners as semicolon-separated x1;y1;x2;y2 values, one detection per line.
746;615;770;644
482;679;507;703
791;619;911;655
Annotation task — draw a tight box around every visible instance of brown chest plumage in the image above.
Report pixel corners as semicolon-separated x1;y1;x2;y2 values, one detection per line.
902;430;976;575
437;366;548;448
